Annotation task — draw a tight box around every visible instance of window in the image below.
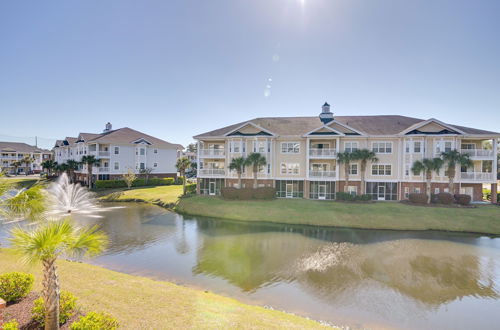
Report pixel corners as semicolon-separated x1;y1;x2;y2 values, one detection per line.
281;142;300;154
414;142;421;153
267;163;271;174
347;186;357;196
349;164;358;175
140;148;145;156
414;187;421;193
482;160;493;173
114;162;119;170
154;149;158;154
230;141;240;153
311;163;328;172
114;147;119;155
344;142;358;153
280;163;299;175
404;187;409;199
405;142;410;153
372;142;392;154
254;141;266;153
140;162;145;170
372;164;391;175
444;188;449;193
154;163;158;167
405;165;410;176
444;142;452;152
461;143;475;150
434;188;440;194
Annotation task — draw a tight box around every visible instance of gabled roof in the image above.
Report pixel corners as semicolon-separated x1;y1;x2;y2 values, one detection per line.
77;133;101;142
86;127;183;149
0;142;51;153
194;115;500;138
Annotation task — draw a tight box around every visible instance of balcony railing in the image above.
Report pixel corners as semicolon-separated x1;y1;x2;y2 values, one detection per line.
99;151;110;157
460;172;494;181
309;148;337;158
199;169;226;176
309;170;337;178
460;149;494;157
199;149;225;158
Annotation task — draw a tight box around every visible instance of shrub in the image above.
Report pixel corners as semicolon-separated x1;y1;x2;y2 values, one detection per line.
94;177;174;189
3;319;19;330
430;194;439;204
174;176;185;185
408;193;428;204
221;187;276;200
70;312;119;330
455;194;472;206
0;272;34;303
336;192;356;201
357;194;372;201
185;183;197;194
32;291;77;326
437;192;454;205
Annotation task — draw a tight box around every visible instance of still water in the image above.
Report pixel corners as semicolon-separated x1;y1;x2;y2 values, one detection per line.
2;203;500;329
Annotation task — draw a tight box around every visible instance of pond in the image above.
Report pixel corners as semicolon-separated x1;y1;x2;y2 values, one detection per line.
1;202;499;329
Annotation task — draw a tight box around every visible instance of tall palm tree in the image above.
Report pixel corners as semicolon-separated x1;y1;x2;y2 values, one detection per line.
352;149;379;195
411;157;444;204
441;150;473;194
229;157;246;188
336;152;355;192
176;157;191;195
41;160;57;176
10;219;107;330
65;160;79;183
11;160;22;176
80;156;99;188
244;153;267;188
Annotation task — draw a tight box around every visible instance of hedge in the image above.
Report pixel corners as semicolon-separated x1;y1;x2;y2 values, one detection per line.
437;192;454;205
454;194;472;205
409;193;428;204
336;192;372;202
95;177;175;189
221;187;276;200
185;183;197;194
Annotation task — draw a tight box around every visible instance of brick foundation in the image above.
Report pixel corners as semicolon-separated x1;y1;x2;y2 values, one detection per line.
400;182;461;200
225;178;274;188
492;183;498;204
460;183;483;202
337;181;361;194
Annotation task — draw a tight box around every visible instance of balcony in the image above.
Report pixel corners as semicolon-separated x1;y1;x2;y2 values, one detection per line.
460;172;494;182
309;148;337;158
460;149;494;158
199;149;225;158
98;167;110;173
199;169;226;177
309;170;337;179
98;151;110;157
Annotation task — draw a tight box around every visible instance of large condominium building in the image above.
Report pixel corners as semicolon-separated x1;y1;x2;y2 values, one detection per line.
54;123;183;184
194;103;499;203
0;142;53;175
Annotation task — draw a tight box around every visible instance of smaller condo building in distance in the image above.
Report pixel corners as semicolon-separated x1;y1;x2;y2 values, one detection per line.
54;123;183;184
0;142;53;174
194;103;499;203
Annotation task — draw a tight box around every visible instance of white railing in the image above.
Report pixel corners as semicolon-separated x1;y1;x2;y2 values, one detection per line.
200;149;225;158
309;148;337;158
99;151;110;157
199;169;226;176
460;149;494;157
98;167;110;173
460;172;494;181
309;170;337;178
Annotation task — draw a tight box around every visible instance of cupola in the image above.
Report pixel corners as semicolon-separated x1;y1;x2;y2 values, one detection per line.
319;102;334;124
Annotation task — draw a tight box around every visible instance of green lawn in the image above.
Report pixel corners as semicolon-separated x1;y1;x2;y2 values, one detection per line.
176;196;500;235
0;249;330;329
98;185;184;207
1;176;43;189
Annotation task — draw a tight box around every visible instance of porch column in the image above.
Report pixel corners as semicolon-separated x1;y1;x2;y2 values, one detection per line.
306;138;310;180
304;179;310;199
492;183;498;204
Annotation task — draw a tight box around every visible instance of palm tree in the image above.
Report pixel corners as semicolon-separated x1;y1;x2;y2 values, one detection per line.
81;156;99;188
11;161;22;176
441;150;473;194
176;157;191;195
22;156;33;175
229;157;246;188
352;149;379;195
65;160;79;183
411;157;444;204
41;160;57;176
10;219;107;330
337;152;355;193
57;163;69;178
244;153;267;188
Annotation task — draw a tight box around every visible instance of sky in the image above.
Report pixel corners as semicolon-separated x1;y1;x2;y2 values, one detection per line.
1;0;499;150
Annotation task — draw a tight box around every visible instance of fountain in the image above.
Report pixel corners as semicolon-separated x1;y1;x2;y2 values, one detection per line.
46;173;107;219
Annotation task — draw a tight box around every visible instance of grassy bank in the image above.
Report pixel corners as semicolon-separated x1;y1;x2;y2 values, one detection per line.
176;196;500;235
97;185;183;208
2;176;43;189
0;249;330;329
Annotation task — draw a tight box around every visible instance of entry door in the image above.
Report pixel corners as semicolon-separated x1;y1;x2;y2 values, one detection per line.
318;185;327;200
209;182;216;195
377;185;386;200
460;187;474;200
286;184;293;198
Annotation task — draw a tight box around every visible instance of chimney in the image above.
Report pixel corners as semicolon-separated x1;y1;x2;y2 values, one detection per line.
103;122;112;133
319;102;334;124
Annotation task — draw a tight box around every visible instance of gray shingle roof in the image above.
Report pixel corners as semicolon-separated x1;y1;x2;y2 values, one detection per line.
194;115;500;138
0;142;51;153
87;127;183;149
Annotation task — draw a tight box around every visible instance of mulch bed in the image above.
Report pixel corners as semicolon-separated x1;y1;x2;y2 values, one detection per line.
4;292;83;330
